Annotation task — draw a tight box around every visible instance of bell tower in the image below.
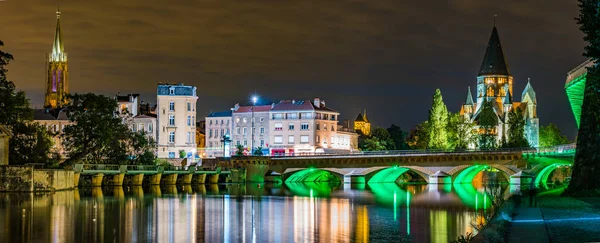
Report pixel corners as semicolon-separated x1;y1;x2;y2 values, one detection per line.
44;7;69;109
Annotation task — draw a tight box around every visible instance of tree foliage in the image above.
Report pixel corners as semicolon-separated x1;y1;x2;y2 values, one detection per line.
477;100;498;149
427;89;449;149
62;93;155;165
0;40;58;166
387;124;408;150
539;123;570;147
407;121;429;149
359;127;395;151
566;0;600;194
447;113;476;150
505;108;530;148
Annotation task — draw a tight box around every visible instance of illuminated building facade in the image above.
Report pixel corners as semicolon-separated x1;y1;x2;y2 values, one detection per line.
564;59;593;128
156;83;198;160
353;110;371;136
44;8;69;109
460;24;539;147
205;111;233;158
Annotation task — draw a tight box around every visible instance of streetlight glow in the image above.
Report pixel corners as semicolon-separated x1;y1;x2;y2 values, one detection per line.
251;95;258;105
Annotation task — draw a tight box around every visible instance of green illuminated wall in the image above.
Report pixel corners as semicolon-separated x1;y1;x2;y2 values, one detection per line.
565;73;587;128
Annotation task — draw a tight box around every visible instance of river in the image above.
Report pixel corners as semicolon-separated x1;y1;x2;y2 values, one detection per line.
0;182;506;243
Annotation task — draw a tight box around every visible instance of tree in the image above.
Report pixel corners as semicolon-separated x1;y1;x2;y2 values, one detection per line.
447;113;476;150
387;124;408;150
427;89;449;149
477;100;498;149
539;123;570;147
566;0;600;194
407;121;429;149
253;146;264;156
62;93;155;165
0;40;56;166
235;144;244;156
10;122;60;166
505;108;530;148
359;127;395;151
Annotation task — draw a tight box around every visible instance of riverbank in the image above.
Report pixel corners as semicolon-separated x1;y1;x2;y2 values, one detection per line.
506;189;600;243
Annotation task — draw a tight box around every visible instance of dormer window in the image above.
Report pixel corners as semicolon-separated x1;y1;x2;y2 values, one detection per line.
169;87;175;95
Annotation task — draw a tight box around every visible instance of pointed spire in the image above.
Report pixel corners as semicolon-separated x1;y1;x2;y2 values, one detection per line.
478;19;510;76
522;77;536;104
465;86;474;105
503;84;512;105
363;109;367;120
51;6;65;61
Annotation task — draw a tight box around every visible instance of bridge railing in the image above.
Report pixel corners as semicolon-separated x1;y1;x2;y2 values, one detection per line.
268;147;531;158
523;143;576;156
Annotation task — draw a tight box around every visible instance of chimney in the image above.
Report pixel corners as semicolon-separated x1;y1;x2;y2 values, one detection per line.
314;98;320;107
271;103;275;109
321;100;326;107
234;103;240;111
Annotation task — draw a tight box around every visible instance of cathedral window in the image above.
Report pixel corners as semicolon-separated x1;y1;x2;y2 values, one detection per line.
487;87;494;97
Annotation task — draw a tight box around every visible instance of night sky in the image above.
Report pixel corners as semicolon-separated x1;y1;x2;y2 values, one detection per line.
0;0;586;139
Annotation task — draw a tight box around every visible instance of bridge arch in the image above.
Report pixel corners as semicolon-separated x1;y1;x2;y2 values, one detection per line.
533;163;572;188
449;164;516;184
363;166;433;184
283;168;345;183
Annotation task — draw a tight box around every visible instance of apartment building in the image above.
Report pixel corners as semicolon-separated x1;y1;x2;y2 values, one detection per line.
204;111;232;158
232;104;271;154
156;83;198;160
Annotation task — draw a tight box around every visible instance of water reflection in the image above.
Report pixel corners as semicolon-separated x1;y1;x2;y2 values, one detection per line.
0;182;504;243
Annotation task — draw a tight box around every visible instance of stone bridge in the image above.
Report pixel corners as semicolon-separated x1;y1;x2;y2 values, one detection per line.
203;144;576;187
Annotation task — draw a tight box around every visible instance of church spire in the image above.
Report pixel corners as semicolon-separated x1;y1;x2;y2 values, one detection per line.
51;6;65;62
465;86;474;105
478;18;510;76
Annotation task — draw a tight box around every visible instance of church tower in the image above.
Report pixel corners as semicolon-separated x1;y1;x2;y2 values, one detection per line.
44;8;69;109
354;109;371;136
475;22;513;114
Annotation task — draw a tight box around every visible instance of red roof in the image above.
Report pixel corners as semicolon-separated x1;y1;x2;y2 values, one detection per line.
234;105;272;113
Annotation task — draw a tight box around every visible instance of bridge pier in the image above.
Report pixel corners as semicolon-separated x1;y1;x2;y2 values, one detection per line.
148;174;162;185
428;171;451;184
192;174;207;184
207;174;220;184
91;173;104;187
177;174;193;184
126;174;144;186
265;173;282;183
74;173;81;187
509;171;534;193
343;173;366;184
161;174;178;185
227;169;246;183
104;173;125;186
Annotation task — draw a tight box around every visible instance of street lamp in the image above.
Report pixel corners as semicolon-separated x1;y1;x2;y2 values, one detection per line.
251;95;258;155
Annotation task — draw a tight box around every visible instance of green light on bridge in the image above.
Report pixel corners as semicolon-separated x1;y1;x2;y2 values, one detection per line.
565;73;586;128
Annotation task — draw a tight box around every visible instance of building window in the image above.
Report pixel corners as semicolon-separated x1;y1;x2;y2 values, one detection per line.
169;132;175;143
260;140;265;147
168;152;175;158
274;136;283;144
236;141;240;146
301;123;309;130
331;125;335;131
227;120;230;125
316;123;320;130
210;120;213;125
244;140;248;147
323;124;327;131
139;123;144;132
209;129;213;138
260;117;264;122
243;127;247;135
243;118;247;123
187;116;191;126
301;135;309;144
169;88;175;95
236;117;240;123
187;132;191;143
273;113;283;120
148;123;153;132
187;102;191;111
316;135;320;143
288;135;295;144
169;101;175;111
236;127;240;135
132;125;137;132
169;115;175;126
288;123;295;130
225;128;229;135
274;123;283;131
260;127;265;134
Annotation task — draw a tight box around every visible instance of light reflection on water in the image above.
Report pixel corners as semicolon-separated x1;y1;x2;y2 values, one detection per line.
0;183;504;243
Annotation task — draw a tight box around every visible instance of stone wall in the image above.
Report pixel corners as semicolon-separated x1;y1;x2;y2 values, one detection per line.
0;166;74;192
0;165;33;191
